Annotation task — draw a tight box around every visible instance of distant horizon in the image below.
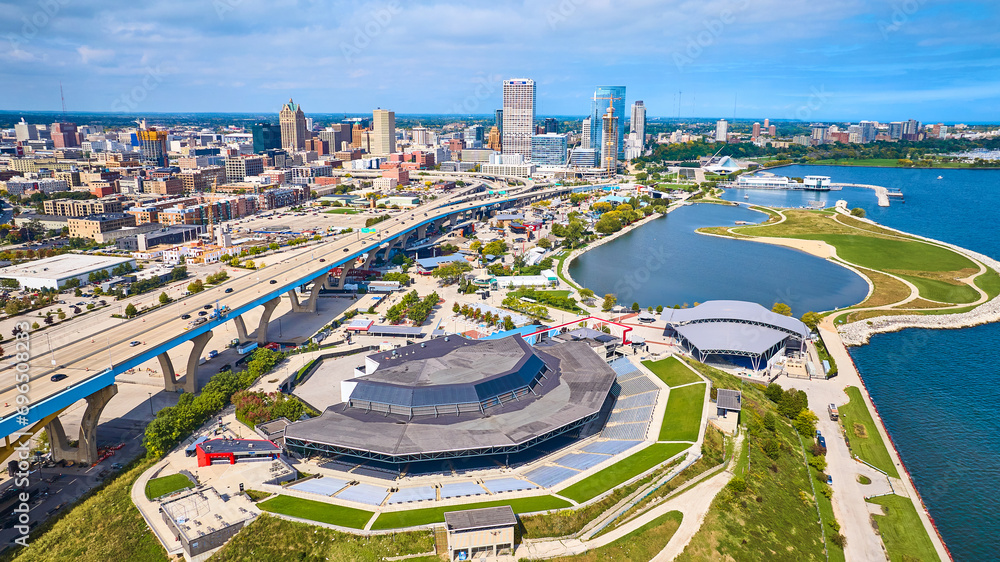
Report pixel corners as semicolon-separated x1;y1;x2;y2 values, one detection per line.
1;109;995;127
2;2;998;122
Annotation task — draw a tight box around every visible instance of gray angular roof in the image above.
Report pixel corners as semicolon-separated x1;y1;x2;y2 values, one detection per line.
445;506;516;530
660;300;808;338
717;389;742;411
673;322;791;356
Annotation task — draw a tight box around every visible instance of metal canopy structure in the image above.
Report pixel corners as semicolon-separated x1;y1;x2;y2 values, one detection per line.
662;300;809;370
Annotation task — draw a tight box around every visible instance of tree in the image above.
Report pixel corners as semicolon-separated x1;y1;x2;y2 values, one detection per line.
432;261;472;284
594;213;622;235
502;316;515;331
482;240;508;256
656;305;664;313
763;412;777;432
602;293;617;311
536;237;552;249
800;311;822;330
188;279;205;293
850;207;866;218
771;302;792;316
579;288;595;302
452;302;461;314
794;409;819;435
124;303;138;317
764;383;784;403
469;240;483;253
631;302;640;312
592;201;613;213
57;311;66;320
159;292;170;305
779;388;809;419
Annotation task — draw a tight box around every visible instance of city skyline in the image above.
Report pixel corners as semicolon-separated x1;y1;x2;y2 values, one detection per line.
1;1;999;121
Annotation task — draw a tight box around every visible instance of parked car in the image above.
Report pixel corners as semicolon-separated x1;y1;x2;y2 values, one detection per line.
826;474;833;485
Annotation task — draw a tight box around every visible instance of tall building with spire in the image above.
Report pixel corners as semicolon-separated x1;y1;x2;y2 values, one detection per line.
279;98;306;150
501;79;535;161
581;117;592;149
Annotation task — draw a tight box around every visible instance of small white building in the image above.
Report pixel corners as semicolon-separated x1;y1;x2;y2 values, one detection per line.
0;254;136;290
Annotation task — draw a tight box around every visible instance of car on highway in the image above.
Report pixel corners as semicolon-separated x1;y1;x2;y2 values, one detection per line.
225;288;233;293
50;374;68;382
319;258;325;262
198;311;208;316
203;305;213;310
129;340;141;347
269;280;277;284
344;248;349;252
181;314;191;320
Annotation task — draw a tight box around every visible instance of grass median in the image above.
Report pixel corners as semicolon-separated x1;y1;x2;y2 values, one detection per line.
257;495;374;529
643;356;702;387
370;495;570;531
144;473;193;500
658;384;706;442
547;510;683;561
839;386;900;478
867;494;941;562
559;442;691;503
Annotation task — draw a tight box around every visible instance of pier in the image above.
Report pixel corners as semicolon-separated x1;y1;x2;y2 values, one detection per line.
830;183;899;207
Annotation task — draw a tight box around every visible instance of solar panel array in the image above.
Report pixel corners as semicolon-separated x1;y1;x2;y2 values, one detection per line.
581;440;641;455
440;482;488;499
524;465;579;488
482;478;537;494
552;452;609;471
387;486;437;504
289;477;350;497
336;483;390;506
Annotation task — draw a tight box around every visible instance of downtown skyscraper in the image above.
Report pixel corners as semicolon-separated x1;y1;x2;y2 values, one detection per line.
502;78;535;161
372;109;396;156
590;86;625;159
630;100;646;141
279;98;306;150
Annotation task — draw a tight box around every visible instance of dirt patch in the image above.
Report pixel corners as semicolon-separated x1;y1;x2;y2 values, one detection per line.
853;423;868;439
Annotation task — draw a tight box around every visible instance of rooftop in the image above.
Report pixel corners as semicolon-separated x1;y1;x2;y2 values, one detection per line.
0;253;134;280
444;505;517;531
717;389;742;411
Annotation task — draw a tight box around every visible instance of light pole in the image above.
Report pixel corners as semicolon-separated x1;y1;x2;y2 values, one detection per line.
46;332;56;366
147;392;154;416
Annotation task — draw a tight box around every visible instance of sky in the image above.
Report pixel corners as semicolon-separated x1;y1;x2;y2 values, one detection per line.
1;0;999;122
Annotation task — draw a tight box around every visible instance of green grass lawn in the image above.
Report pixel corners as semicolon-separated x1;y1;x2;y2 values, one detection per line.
210;514;434;562
868;495;941;562
809;234;975;273
548;511;683;561
975;269;1000;300
370;495;570;530
144;473;193;500
839;387;900;478
257;495;374;529
560;442;691;503
804;441;846;562
895;274;980;304
643;356;702;387
659;384;705;442
324;208;358;214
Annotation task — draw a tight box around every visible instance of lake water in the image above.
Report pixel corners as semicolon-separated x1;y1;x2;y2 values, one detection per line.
648;164;1000;560
568;202;870;315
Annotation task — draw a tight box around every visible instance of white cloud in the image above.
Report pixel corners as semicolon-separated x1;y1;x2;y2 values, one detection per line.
77;45;114;64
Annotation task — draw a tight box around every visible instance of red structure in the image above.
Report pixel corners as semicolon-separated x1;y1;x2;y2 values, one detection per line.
194;438;281;467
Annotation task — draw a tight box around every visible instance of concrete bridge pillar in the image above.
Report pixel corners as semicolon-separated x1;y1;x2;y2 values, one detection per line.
158;352;178;392
450;214;459;227
233;314;250;343
180;330;214;394
417;225;428;239
47;384;118;465
288;282;322;313
256;297;281;344
330;258;358;290
362;249;378;270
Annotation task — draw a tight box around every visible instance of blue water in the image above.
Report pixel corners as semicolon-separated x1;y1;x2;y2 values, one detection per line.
568;203;869;315
718;164;1000;560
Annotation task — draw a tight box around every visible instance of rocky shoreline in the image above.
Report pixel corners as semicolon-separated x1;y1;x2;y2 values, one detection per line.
838;217;1000;346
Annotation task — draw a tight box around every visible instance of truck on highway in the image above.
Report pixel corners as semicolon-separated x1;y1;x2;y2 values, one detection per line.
828;403;839;421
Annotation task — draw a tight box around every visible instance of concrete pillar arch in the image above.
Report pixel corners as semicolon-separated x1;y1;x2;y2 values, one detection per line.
233;314;250;343
158;352;178;392
47;384;118;465
181;330;214;394
256;297;281;344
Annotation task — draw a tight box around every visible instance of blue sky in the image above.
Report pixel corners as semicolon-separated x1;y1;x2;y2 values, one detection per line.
1;0;998;122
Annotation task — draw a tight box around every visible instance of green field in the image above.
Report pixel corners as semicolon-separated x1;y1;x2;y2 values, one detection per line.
868;495;941;562
807;158;973;169
370;495;571;530
804;440;846;562
895;273;979;304
560;442;691;503
839;387;900;478
658;384;705;442
975;269;1000;299
209;514;434;562
257;495;374;529
324;208;359;214
548;511;683;561
144;473;193;500
643;356;702;387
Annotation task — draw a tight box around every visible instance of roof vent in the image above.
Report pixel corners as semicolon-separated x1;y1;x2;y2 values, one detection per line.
444;336;449;342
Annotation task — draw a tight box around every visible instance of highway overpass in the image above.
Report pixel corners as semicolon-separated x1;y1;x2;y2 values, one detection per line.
0;179;581;463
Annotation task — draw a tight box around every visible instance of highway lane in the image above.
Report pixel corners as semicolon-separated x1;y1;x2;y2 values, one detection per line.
0;181;572;432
